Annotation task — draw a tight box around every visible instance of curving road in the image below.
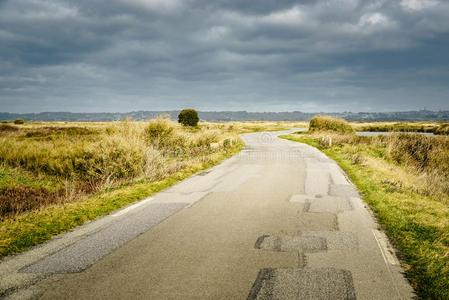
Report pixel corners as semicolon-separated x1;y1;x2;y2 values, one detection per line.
1;131;414;299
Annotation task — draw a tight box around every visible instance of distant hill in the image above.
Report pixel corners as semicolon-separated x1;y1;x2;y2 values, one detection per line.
1;110;448;122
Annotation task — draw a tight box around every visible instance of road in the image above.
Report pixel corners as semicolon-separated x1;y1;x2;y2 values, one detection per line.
1;131;414;299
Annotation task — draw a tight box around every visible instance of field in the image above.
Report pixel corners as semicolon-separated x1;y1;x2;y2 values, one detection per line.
0;119;305;257
350;121;449;135
281;116;449;299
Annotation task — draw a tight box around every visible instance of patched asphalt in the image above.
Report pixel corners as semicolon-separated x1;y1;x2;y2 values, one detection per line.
248;268;357;300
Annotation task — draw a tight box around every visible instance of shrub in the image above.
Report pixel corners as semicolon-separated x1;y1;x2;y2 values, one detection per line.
309;116;354;134
435;123;449;135
178;109;199;127
190;130;218;149
223;138;231;148
144;118;176;148
14;119;25;125
386;134;449;189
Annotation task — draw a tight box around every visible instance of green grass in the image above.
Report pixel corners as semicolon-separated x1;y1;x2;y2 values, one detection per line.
281;134;449;299
0;165;59;191
0;142;243;258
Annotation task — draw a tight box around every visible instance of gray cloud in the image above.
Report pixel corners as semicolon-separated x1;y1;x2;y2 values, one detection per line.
1;0;449;113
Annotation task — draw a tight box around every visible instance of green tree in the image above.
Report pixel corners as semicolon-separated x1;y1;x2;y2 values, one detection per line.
178;109;199;127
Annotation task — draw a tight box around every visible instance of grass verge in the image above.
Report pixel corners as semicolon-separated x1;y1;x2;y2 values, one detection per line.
280;133;449;300
0;142;243;258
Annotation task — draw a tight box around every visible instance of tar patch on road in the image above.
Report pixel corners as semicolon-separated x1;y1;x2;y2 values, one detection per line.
198;170;211;176
247;268;357;300
329;185;359;197
255;235;327;253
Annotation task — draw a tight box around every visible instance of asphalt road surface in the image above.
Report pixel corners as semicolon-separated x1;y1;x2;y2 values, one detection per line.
0;131;414;299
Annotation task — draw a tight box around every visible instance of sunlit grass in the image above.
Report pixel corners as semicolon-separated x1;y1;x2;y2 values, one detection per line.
350;121;449;135
0;145;242;257
0;118;247;257
309;116;354;134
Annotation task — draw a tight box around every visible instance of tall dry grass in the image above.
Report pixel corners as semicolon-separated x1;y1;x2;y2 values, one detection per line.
309;116;354;134
0;119;240;218
435;123;449;135
351;121;449;135
308;131;449;197
385;134;449;195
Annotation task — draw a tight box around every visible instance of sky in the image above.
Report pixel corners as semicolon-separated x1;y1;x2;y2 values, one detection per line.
1;0;449;113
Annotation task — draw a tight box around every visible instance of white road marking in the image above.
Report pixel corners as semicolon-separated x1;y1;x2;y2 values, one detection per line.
372;229;400;266
112;197;154;217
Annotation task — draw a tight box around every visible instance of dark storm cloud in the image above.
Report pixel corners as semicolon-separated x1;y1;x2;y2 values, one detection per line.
1;0;449;112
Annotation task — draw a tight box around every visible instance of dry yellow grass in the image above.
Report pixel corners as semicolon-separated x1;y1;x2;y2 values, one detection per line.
0;119;308;219
0;119;242;218
350;121;447;135
305;131;449;197
309;116;354;133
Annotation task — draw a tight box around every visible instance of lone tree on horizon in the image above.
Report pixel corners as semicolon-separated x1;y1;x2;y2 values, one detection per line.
178;109;199;127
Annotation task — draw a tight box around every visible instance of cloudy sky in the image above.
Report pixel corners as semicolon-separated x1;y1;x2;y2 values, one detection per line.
1;0;449;113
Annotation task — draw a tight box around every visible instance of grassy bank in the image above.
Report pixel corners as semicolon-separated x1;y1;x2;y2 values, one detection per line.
0;147;241;257
281;131;449;299
351;121;449;135
0;119;244;258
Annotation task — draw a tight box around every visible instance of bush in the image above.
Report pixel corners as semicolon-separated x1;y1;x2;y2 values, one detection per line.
14;119;25;125
386;134;449;176
309;116;354;134
435;123;449;135
190;130;218;149
178;109;199;127
144;118;176;148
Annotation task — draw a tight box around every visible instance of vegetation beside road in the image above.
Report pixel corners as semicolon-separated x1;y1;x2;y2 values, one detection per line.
351;121;449;135
309;115;354;134
281;116;449;299
0;119;246;257
4;114;448;299
0;119;306;258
